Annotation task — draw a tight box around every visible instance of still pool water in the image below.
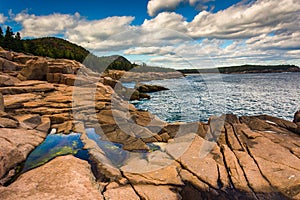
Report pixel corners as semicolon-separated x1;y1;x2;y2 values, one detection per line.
22;133;89;172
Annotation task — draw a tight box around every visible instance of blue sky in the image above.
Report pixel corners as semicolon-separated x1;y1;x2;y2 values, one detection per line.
0;0;299;68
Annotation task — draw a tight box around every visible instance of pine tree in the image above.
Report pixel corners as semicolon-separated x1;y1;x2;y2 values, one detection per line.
0;27;3;47
14;32;23;51
15;32;21;40
3;26;14;50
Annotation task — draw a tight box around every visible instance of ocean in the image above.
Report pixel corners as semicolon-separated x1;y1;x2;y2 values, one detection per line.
126;72;300;123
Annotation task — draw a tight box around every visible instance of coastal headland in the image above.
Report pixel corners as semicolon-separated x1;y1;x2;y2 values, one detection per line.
0;47;300;200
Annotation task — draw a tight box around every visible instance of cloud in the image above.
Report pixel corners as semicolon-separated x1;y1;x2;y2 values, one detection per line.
187;0;300;39
0;13;7;24
142;12;187;33
147;0;214;16
147;0;182;17
14;12;80;37
9;0;300;68
65;16;134;44
247;32;300;51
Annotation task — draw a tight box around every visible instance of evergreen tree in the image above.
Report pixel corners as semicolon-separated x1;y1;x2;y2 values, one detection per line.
3;26;14;50
14;32;23;51
0;27;3;47
15;32;21;40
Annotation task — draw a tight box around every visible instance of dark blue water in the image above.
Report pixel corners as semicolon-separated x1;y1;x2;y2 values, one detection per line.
127;73;300;122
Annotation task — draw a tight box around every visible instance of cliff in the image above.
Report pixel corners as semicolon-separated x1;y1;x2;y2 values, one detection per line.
0;48;300;199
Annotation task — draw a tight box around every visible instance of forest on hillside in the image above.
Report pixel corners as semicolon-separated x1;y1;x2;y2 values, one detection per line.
0;26;136;72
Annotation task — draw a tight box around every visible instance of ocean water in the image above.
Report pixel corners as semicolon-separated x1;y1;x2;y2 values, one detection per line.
127;72;300;123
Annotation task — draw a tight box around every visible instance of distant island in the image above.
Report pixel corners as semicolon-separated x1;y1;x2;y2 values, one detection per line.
178;64;300;74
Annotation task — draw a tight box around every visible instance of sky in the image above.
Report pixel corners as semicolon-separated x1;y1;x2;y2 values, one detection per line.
0;0;299;69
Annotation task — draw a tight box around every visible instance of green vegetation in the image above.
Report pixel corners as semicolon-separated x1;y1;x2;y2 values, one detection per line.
0;26;137;72
83;54;136;72
23;37;89;62
0;26;23;52
178;64;300;74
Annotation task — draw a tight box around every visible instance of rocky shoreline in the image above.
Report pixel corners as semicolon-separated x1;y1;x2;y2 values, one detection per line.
0;48;300;199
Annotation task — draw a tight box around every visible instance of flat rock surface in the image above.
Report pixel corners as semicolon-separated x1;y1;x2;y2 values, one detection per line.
0;155;103;200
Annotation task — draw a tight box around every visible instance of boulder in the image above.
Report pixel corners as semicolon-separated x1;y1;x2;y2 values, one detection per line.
36;117;51;133
0;155;103;200
0;74;21;86
17;58;48;80
15;114;42;129
135;83;169;93
0;50;13;61
0;58;22;72
0;111;19;128
294;110;300;123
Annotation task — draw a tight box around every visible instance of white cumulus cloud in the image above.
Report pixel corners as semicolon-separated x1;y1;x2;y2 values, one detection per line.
147;0;214;16
14;12;81;37
0;13;7;24
187;0;300;39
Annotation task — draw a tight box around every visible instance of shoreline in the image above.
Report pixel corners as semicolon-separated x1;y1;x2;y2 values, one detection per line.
0;48;300;199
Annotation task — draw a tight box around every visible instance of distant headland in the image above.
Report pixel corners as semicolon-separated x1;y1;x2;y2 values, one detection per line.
178;64;300;74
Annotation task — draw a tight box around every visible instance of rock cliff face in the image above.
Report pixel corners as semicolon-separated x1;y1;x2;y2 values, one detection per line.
0;48;299;199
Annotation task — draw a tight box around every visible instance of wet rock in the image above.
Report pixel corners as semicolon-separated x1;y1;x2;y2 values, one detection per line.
135;83;169;93
294;110;300;123
0;155;103;200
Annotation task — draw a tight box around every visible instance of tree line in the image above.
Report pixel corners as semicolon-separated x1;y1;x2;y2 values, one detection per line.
0;26;23;52
0;26;89;62
0;26;137;71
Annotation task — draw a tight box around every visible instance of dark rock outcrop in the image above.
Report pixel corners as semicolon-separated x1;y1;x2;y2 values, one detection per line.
135;83;169;93
294;110;300;123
